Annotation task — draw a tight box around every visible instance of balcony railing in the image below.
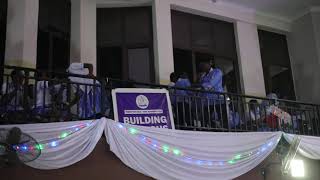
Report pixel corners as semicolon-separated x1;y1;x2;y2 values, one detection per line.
1;65;320;137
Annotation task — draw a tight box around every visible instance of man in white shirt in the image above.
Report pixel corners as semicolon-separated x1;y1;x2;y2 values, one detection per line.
67;63;104;119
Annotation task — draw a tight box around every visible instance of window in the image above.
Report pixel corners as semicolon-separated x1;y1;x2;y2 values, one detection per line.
171;10;240;93
37;0;71;72
258;30;296;100
97;7;154;83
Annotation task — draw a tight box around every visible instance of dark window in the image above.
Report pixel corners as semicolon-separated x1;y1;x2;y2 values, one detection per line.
258;30;295;100
37;0;71;72
171;10;240;93
0;0;7;70
97;7;154;83
173;49;193;80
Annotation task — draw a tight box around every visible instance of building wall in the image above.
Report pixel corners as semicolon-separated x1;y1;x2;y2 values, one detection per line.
288;13;320;103
5;0;320;100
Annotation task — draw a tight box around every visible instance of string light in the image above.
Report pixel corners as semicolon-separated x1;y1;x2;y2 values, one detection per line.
11;122;92;154
117;122;276;167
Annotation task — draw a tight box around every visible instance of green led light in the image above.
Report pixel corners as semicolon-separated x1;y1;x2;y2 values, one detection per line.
129;128;138;135
173;149;181;155
162;145;170;153
36;144;44;150
228;160;235;164
234;154;241;160
60;132;69;138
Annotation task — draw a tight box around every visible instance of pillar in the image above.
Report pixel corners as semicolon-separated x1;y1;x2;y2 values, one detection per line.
5;0;39;68
152;0;174;84
235;20;266;97
70;0;97;74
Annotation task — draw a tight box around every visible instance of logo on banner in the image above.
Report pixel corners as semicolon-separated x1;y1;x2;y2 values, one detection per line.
112;88;175;129
136;95;149;109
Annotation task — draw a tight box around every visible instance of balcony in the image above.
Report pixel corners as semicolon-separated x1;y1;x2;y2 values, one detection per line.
1;65;320;137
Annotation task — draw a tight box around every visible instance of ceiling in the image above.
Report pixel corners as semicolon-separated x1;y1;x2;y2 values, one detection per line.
220;0;320;20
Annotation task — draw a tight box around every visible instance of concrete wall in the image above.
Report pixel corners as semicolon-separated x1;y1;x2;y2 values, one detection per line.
3;0;294;97
288;13;320;103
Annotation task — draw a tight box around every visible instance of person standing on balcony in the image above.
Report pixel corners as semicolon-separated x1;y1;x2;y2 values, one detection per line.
168;72;177;105
199;61;227;129
33;71;51;116
1;70;26;110
174;73;192;128
67;63;105;119
0;70;30;122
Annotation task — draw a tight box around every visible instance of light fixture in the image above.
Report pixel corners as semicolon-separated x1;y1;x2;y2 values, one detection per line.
290;159;305;177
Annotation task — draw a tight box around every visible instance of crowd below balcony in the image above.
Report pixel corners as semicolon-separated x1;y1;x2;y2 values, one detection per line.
0;62;319;136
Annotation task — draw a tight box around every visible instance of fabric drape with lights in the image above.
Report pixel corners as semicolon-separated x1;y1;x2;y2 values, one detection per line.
1;118;106;169
105;119;282;180
283;133;320;160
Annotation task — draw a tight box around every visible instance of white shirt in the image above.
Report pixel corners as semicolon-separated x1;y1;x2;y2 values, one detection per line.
67;63;97;93
35;81;51;107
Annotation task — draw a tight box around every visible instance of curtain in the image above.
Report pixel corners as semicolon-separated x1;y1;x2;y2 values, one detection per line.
283;133;320;160
105;119;282;180
1;118;106;169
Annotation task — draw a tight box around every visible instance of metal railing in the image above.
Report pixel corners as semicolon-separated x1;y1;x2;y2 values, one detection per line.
1;65;320;137
0;65;108;124
106;78;320;136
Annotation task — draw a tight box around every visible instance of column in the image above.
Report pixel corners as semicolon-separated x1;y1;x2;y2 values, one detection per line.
152;0;174;84
70;0;97;74
235;21;266;97
5;0;39;68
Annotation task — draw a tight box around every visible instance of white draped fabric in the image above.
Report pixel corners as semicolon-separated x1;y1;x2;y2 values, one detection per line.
1;118;106;169
105;119;282;180
2;118;320;180
283;133;320;160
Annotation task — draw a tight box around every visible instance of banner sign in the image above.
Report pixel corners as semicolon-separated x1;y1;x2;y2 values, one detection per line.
112;88;175;129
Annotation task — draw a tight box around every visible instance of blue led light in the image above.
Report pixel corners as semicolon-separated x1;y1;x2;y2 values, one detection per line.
260;146;267;152
75;128;80;131
118;124;124;128
267;142;273;147
50;141;58;147
22;145;28;151
152;144;157;148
